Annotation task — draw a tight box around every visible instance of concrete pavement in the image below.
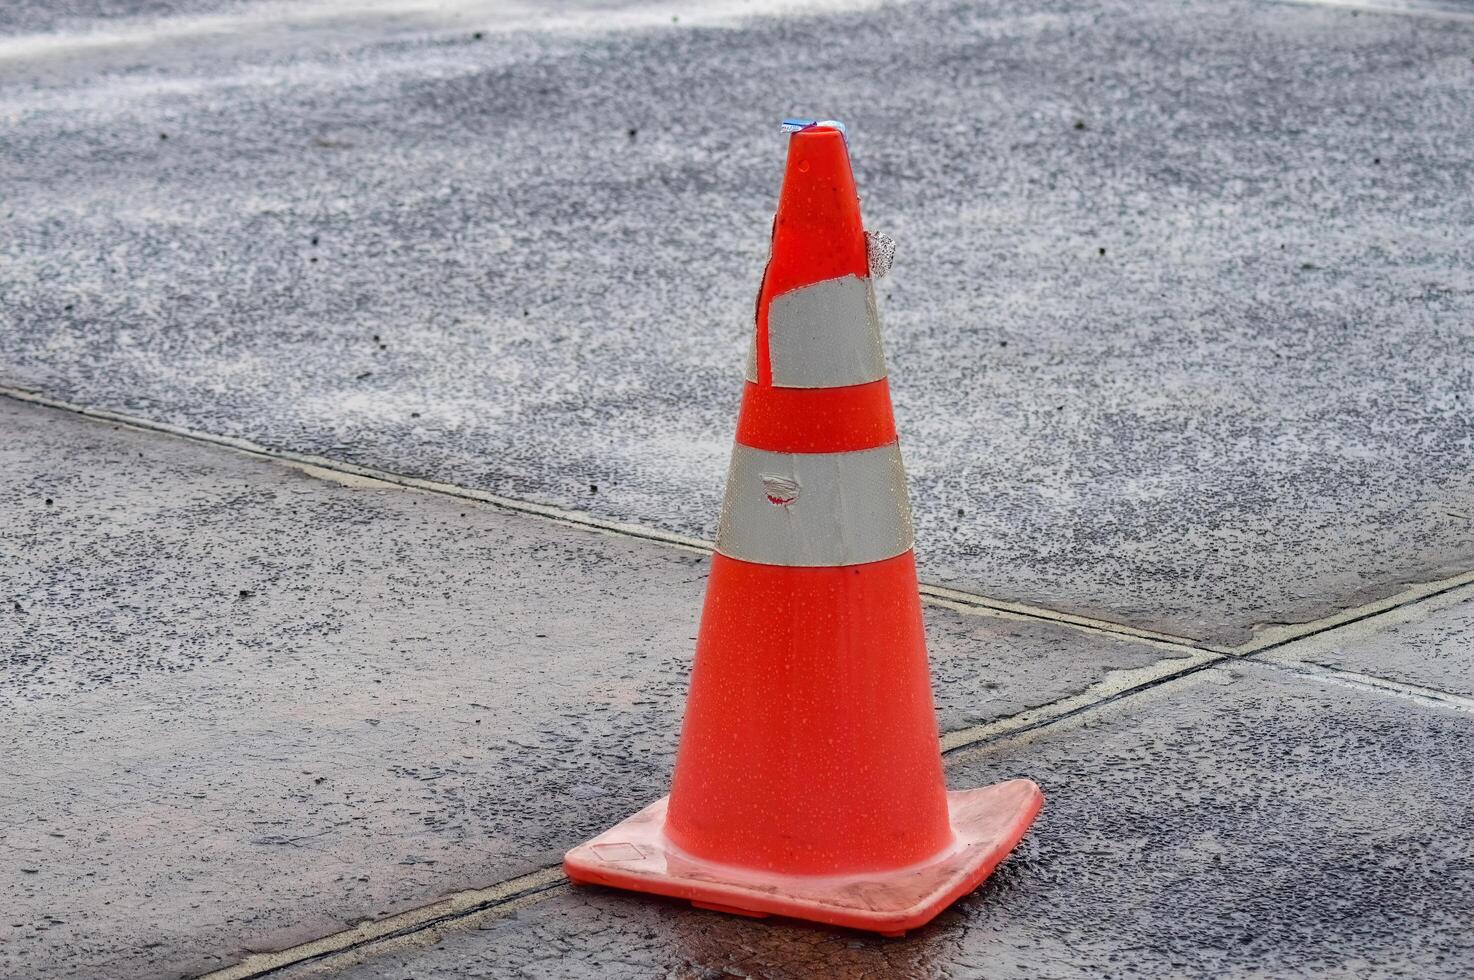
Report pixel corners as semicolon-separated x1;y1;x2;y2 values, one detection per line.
0;398;1188;978
276;664;1474;979
4;0;1474;976
7;385;1474;979
3;0;1473;644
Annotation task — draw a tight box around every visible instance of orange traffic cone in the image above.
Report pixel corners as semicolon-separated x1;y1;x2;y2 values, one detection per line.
564;121;1043;936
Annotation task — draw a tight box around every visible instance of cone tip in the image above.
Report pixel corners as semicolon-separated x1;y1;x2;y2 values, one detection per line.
781;117;848;142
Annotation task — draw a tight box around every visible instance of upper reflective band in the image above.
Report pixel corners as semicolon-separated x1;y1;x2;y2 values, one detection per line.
745;274;887;389
715;442;914;567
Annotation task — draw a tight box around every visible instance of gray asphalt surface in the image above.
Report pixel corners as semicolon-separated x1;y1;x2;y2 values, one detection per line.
3;0;1472;644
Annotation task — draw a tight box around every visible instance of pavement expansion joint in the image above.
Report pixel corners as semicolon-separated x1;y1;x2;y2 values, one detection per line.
1253;658;1474;714
17;386;1465;665
204;601;1474;978
939;648;1227;754
1279;0;1474;22
192;594;1474;978
919;585;1202;650
1227;570;1474;657
195;867;567;980
0;385;1202;652
11;387;1474;977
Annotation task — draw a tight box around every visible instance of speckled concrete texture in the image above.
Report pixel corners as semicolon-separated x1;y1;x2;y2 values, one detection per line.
6;1;1474;976
0;398;1175;979
279;662;1474;979
3;0;1472;645
1271;585;1474;696
0;0;234;35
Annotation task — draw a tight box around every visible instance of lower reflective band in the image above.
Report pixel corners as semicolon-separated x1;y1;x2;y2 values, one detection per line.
715;442;915;567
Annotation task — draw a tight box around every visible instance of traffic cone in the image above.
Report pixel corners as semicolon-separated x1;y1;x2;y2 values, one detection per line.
564;121;1043;936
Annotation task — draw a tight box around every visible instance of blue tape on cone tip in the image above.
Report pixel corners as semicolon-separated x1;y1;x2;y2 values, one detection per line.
780;118;848;141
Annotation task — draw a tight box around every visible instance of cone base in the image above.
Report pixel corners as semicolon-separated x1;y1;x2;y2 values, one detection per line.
563;779;1043;936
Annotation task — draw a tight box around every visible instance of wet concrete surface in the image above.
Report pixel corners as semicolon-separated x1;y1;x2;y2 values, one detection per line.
1270;584;1474;697
3;0;1473;645
6;0;1474;976
0;0;238;36
279;661;1474;979
0;397;1176;979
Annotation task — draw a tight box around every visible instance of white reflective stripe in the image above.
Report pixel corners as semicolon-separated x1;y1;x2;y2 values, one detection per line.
715;442;914;567
743;274;887;389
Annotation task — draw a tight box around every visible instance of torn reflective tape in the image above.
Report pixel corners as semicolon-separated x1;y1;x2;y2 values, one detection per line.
715;442;914;567
865;230;896;279
746;274;886;389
